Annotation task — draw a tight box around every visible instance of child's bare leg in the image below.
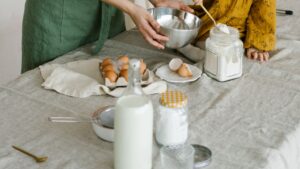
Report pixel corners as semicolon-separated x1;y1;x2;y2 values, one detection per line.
246;48;270;62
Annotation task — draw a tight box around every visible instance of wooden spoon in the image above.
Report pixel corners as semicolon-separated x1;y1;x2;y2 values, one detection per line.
12;145;48;163
193;0;217;26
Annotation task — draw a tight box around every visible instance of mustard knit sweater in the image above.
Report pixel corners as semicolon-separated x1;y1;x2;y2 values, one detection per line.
191;0;276;51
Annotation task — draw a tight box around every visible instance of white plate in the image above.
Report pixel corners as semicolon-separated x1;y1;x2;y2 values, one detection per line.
156;64;202;83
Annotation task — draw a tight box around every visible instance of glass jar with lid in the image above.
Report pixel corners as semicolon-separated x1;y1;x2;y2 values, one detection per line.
204;25;244;82
156;90;188;146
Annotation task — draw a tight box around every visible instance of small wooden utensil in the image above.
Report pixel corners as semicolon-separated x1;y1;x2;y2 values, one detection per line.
12;145;48;163
193;0;217;26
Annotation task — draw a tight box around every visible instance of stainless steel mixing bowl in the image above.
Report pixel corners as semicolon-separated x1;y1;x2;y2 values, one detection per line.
148;7;201;49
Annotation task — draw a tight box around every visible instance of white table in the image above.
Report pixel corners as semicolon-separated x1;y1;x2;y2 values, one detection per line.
0;1;300;169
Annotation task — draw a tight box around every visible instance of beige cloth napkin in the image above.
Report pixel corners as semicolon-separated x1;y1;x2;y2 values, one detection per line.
39;59;167;98
177;43;206;63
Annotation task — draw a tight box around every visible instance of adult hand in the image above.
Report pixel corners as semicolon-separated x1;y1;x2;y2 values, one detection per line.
150;0;194;13
128;4;169;49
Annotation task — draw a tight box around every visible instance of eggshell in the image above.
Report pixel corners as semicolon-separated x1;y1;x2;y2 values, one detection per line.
102;64;115;72
177;63;193;77
140;60;147;75
101;58;112;67
119;69;128;81
169;58;183;71
117;55;129;65
104;70;118;83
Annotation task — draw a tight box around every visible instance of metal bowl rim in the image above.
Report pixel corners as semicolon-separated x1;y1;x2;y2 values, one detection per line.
148;7;201;32
92;105;114;129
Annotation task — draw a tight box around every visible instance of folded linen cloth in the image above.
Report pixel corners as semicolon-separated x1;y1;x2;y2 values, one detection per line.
39;59;167;98
177;44;206;63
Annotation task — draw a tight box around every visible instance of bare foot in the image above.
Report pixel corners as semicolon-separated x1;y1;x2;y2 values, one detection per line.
246;48;270;62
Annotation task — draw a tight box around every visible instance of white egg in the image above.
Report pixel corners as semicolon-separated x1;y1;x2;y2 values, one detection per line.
169;58;183;71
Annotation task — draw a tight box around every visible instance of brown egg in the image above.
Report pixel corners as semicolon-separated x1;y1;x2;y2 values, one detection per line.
101;58;112;67
140;60;147;75
120;64;129;70
119;69;128;81
117;55;129;65
102;64;115;72
177;63;193;77
104;70;118;83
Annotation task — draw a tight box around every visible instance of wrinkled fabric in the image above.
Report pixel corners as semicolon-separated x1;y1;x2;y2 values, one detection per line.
191;0;276;51
1;0;300;168
22;0;125;73
39;59;167;98
1;30;300;169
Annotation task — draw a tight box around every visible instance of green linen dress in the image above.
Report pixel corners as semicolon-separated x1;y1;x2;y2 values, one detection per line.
22;0;125;72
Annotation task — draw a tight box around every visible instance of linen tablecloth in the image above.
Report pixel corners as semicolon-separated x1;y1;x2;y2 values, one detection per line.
1;1;300;168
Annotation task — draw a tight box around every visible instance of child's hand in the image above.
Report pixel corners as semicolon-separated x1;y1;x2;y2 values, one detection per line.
246;48;270;62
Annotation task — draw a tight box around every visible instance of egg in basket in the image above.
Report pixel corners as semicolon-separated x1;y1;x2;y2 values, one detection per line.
99;55;154;88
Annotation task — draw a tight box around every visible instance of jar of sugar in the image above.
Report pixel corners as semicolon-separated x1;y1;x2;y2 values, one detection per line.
156;90;188;146
204;24;244;82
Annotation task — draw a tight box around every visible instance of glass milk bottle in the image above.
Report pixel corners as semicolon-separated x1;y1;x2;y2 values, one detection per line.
204;25;244;81
114;59;154;169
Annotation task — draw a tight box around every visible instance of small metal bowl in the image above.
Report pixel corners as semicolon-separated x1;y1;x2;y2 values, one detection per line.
92;106;115;142
148;7;201;49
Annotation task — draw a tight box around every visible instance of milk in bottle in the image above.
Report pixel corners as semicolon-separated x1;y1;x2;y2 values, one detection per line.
114;59;154;169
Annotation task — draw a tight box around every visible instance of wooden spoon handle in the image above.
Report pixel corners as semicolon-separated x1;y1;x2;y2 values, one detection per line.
200;4;217;26
12;145;38;159
193;0;217;26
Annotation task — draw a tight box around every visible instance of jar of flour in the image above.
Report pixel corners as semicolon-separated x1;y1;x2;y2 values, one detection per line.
156;90;188;146
205;25;244;81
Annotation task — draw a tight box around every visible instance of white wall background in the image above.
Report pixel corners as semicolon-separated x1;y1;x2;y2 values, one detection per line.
0;0;26;84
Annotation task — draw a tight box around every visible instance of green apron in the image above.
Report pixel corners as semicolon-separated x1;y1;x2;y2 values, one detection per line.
22;0;125;73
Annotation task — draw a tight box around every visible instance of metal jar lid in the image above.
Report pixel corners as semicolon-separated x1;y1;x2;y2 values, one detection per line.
160;90;187;108
192;144;212;168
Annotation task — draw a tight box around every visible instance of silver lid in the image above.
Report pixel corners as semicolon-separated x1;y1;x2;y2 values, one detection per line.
192;144;212;168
